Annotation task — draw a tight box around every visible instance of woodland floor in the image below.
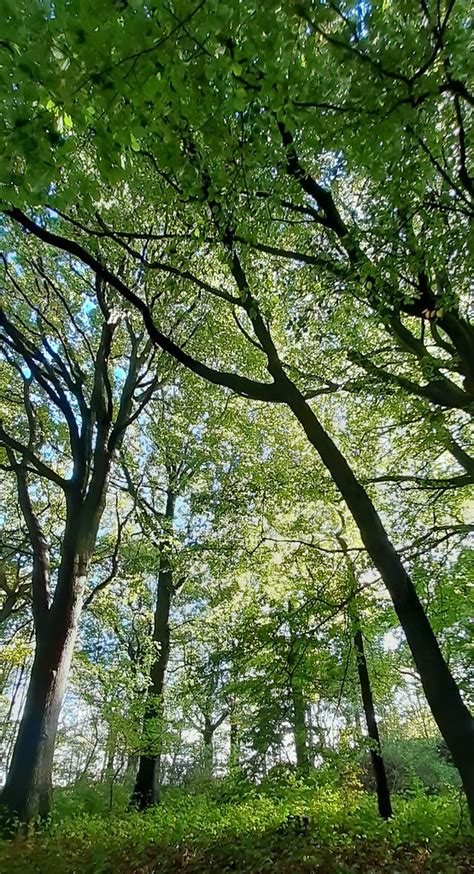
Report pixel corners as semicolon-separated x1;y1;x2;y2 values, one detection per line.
0;783;473;873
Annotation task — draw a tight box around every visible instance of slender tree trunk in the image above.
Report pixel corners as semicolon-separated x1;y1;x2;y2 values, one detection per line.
125;753;138;783
340;538;392;818
287;612;310;772
131;490;175;810
202;718;214;779
282;378;474;822
228;698;240;771
101;728;116;782
0;552;87;827
353;622;392;819
291;684;310;772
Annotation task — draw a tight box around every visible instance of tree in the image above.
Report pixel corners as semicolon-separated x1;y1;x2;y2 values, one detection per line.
1;0;473;821
0;246;157;824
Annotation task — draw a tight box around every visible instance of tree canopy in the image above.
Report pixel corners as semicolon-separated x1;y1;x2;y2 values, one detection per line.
0;1;473;869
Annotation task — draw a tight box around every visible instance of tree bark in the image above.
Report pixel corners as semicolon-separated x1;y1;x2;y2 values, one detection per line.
353;623;392;819
291;683;310;772
0;550;87;827
339;537;392;818
202;718;214;779
228;698;240;771
288;605;310;772
282;376;474;823
131;489;175;810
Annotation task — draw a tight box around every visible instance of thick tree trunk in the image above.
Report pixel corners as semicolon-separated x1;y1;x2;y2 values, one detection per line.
282;379;474;822
0;555;87;827
131;490;175;810
353;624;392;819
132;753;161;809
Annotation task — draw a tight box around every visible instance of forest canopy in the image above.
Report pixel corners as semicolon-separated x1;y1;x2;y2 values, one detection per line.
0;1;473;870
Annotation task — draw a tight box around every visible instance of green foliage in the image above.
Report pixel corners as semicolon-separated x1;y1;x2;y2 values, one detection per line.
360;738;462;795
1;0;473;846
0;780;471;873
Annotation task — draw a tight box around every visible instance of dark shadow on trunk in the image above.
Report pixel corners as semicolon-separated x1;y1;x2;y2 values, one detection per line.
0;545;87;827
131;489;175;810
353;622;392;819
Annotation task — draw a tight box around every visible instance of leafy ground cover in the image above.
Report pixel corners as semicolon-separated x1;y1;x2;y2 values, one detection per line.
1;780;472;873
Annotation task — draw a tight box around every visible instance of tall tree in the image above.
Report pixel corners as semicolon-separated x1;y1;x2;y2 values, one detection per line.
0;249;157;824
1;0;473;820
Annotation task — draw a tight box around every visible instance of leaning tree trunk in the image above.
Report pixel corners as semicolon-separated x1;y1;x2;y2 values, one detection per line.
0;551;88;827
281;377;474;823
131;490;175;810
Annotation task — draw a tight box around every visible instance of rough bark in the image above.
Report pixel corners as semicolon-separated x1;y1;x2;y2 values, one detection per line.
0;548;87;827
131;489;175;810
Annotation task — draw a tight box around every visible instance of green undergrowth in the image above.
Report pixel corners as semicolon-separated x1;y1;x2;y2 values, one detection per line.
1;778;472;873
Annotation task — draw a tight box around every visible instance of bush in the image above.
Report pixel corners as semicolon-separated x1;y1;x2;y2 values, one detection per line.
360;737;461;795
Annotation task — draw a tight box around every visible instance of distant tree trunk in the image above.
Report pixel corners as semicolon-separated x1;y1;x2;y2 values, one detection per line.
200;709;228;779
202;717;214;778
339;537;392;819
352;616;392;819
102;728;116;782
3;654;29;772
288;601;310;772
125;754;138;784
291;684;310;772
228;698;240;771
131;489;175;810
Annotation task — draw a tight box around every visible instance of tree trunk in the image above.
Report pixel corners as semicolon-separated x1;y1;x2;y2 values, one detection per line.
339;538;392;818
0;553;87;828
125;753;138;783
282;378;474;822
202;718;214;779
101;728;116;782
353;622;392;819
291;683;310;772
287;609;310;772
228;698;240;771
131;489;175;810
